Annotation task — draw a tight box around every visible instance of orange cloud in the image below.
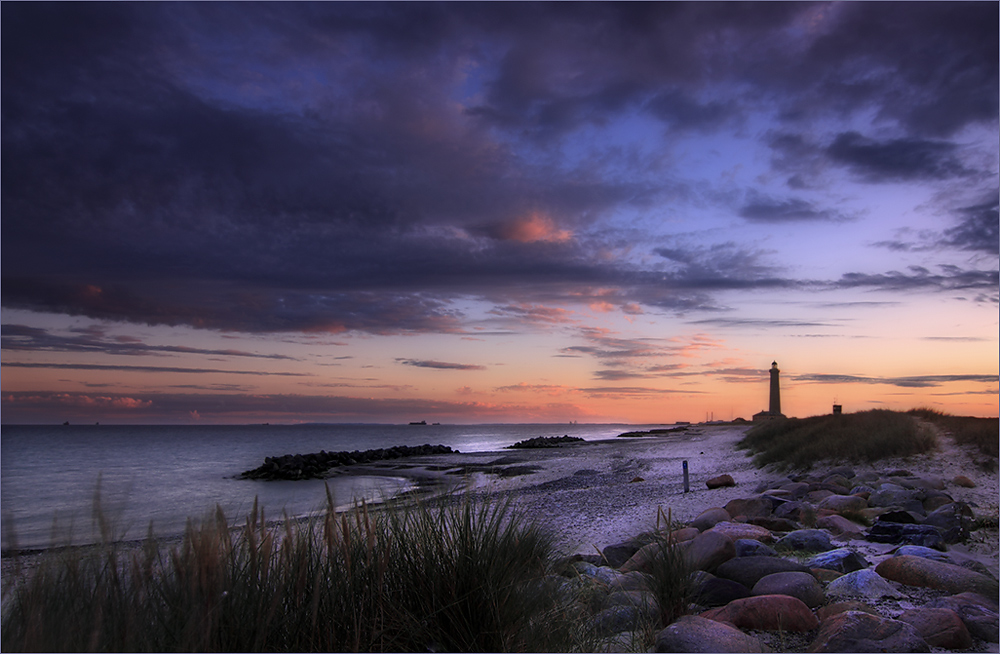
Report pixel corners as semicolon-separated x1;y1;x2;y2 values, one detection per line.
499;212;572;243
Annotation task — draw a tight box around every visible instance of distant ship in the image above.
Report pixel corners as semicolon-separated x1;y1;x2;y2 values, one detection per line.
409;420;427;426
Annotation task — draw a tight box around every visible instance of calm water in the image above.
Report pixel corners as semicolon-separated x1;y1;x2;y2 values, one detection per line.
1;423;648;550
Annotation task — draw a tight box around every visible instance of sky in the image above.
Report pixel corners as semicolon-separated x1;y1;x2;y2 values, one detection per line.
1;2;997;425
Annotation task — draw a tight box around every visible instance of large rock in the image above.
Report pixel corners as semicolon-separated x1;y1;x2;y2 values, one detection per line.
590;605;649;636
690;507;731;532
825;569;905;600
818;494;868;514
752;571;825;608
734;538;778;558
817;601;878;621
952;474;976;488
716;556;811;588
869;488;920;508
927;592;1000;642
867;523;944;549
896;607;972;649
875;555;1000;597
773;501;816;524
654;615;770;653
747;516;800;532
602;539;642;568
892;545;952;564
701;594;819;632
693;576;752;607
706;474;736;489
683;529;736;572
775;529;834;552
707;521;774;544
724;497;774;519
816;514;865;538
921;502;972;543
806;548;869;574
808;611;929;653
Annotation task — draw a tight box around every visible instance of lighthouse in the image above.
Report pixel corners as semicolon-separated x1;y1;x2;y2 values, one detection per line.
753;361;787;423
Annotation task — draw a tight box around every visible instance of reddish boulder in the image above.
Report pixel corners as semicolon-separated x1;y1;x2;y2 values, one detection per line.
897;607;972;649
875;555;1000;597
683;529;736;572
707;521;774;543
690;507;731;532
809;611;929;652
706;474;736;489
701;594;819;632
724;497;774;519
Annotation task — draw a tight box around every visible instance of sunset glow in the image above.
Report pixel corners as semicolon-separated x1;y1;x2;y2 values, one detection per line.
2;3;997;424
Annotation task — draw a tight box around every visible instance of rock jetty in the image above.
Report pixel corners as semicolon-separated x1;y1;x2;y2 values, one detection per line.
507;435;584;449
549;465;998;652
238;444;456;480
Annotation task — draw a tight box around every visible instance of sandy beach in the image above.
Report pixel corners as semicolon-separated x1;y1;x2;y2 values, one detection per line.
358;423;998;575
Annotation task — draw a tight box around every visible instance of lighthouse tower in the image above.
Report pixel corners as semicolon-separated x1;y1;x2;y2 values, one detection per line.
769;361;781;415
753;360;787;423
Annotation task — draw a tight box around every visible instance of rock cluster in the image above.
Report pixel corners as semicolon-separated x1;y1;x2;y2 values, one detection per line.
551;466;997;652
238;444;456;480
507;435;585;449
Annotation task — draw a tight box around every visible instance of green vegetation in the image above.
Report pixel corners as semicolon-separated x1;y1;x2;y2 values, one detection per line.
1;493;592;652
908;408;999;470
737;409;938;471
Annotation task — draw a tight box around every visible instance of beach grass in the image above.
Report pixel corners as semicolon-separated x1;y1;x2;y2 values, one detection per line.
1;491;597;652
907;408;999;470
737;409;938;471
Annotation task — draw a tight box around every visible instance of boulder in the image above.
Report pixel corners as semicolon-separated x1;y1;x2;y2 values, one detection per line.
828;466;856;479
866;523;944;549
654;615;771;653
921;494;954;512
602;539;643;568
724;497;774;519
952;474;976;488
806;548;869;574
734;538;778;558
816;514;865;538
927;592;1000;642
896;607;972;649
822;474;852;490
773;501;816;525
892;544;952;564
590;605;650;636
707;474;736;489
701;594;819;632
922;502;972;543
869;488;920;508
875;555;1000;597
683;529;736;572
693;576;752;607
690;507;732;532
817;494;868;514
775;529;834;552
876;509;924;524
715;556;811;590
669;526;701;543
778;482;810;499
707;521;774;544
619;541;661;574
608;570;653;592
808;611;929;653
825;569;905;600
752;571;825;608
747;516;799;532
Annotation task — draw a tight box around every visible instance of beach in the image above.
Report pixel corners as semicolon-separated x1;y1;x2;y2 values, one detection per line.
349;423;999;576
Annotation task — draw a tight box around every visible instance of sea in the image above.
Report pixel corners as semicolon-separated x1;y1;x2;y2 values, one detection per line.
1;422;657;551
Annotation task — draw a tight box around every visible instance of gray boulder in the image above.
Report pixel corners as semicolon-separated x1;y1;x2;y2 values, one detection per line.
735;538;778;557
715;556;810;588
752;571;825;608
809;611;929;652
655;615;770;652
775;529;834;552
806;548;870;573
825;569;905;600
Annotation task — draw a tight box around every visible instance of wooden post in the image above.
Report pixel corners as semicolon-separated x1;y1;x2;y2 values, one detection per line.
683;460;689;493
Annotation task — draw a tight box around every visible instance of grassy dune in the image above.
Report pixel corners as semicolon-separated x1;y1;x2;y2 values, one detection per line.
907;408;999;470
1;492;692;652
737;409;939;471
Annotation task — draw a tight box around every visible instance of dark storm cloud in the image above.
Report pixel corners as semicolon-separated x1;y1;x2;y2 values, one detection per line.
835;266;999;295
397;359;486;371
1;324;296;359
944;195;1000;254
794;373;997;389
738;194;843;223
2;3;996;335
2;362;308;376
825;132;971;182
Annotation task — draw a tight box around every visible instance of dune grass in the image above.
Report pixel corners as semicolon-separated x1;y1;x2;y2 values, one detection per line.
1;491;591;652
907;408;998;470
737;409;938;471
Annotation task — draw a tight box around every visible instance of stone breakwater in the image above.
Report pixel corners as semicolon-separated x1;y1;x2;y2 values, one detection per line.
238;444;457;480
547;465;998;652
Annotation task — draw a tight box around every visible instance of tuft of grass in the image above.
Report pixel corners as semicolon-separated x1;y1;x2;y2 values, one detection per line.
908;408;998;470
737;409;937;471
2;491;584;653
647;508;694;627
